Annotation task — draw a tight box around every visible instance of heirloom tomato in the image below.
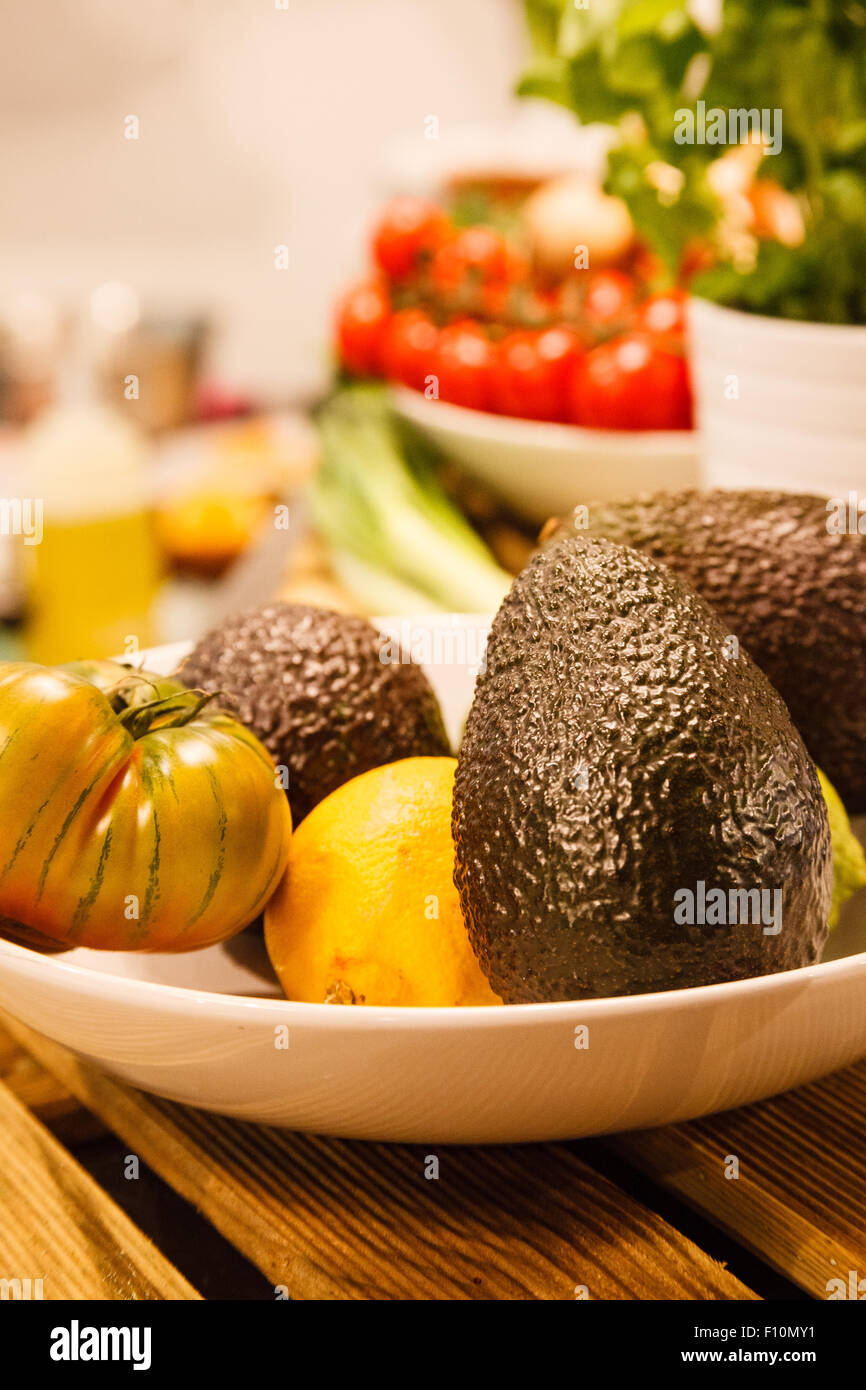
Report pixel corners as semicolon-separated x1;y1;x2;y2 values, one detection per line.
0;660;292;951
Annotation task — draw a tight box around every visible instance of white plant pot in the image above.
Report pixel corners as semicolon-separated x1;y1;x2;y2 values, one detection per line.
688;298;866;496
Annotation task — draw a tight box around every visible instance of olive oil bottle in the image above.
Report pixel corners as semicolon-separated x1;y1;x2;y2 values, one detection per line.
23;325;162;664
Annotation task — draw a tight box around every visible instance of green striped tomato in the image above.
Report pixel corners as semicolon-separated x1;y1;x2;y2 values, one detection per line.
0;660;292;951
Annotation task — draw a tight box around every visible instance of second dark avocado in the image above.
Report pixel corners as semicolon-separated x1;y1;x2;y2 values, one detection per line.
453;535;832;1004
543;489;866;812
179;602;451;825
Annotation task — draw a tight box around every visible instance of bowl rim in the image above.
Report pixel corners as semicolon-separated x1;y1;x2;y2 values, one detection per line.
390;384;700;453
0;933;863;1031
688;295;866;343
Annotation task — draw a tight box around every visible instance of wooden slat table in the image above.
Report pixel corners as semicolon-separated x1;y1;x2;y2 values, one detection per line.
0;1008;862;1302
0;1078;198;1301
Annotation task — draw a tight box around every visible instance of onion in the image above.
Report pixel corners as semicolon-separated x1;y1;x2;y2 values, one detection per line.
522;174;634;279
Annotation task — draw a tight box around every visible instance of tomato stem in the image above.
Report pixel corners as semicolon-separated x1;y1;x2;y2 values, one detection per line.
105;670;162;713
116;689;221;740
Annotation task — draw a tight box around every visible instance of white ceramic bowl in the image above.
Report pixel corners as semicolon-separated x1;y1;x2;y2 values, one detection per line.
0;616;863;1145
689;297;866;496
391;386;702;525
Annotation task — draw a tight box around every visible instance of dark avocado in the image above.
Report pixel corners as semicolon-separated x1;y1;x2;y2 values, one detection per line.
179;602;450;824
543;490;866;812
452;535;832;1004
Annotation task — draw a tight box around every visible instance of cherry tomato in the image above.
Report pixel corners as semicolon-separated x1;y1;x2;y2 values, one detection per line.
632;288;688;339
334;279;390;376
433;319;495;411
569;332;693;431
493;326;583;422
582;268;637;330
372;198;449;282
381;309;439;392
431;226;517;294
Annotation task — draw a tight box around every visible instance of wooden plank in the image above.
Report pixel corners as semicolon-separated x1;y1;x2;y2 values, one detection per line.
0;1077;200;1301
608;1060;866;1299
0;1020;105;1143
3;1016;755;1301
0;1023;21;1072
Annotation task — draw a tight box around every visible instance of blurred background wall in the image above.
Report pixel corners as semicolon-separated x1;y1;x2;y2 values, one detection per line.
0;0;528;401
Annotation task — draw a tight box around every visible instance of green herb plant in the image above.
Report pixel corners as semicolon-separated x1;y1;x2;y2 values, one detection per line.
520;0;866;323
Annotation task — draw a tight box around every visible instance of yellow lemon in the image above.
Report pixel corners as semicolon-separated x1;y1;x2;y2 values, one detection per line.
265;757;501;1007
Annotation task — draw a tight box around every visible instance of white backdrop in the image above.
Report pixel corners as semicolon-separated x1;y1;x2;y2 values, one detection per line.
0;0;530;401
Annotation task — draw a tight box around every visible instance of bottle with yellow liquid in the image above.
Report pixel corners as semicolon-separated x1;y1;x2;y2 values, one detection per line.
24;362;162;665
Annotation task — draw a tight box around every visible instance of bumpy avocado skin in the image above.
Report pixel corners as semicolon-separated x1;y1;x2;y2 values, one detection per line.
453;536;832;1004
180;603;450;824
545;490;866;812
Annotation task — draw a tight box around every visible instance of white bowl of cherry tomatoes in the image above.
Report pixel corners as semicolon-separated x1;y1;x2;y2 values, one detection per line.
334;191;701;523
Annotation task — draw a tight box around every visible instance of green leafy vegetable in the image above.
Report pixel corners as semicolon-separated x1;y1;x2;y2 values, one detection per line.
313;386;512;615
520;0;866;323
